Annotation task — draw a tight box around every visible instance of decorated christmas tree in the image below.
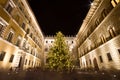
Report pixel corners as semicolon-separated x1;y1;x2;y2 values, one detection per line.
46;31;73;72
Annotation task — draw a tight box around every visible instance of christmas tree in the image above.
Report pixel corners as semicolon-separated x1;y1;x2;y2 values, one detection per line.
46;31;73;72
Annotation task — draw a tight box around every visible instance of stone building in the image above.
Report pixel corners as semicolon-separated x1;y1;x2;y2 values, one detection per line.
0;0;44;72
76;0;120;71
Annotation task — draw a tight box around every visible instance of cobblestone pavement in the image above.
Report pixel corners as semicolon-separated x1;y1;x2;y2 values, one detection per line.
0;69;120;80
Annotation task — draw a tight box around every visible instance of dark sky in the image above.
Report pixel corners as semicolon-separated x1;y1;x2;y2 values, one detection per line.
28;0;93;36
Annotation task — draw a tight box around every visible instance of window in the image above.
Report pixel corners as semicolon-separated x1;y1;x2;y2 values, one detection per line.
45;48;48;52
5;0;15;14
21;23;25;29
33;37;35;41
0;23;5;37
0;18;7;37
9;55;14;62
51;41;53;43
108;27;116;38
107;53;112;61
26;28;30;34
71;41;73;44
22;40;26;49
100;34;106;43
14;14;20;23
32;61;34;66
0;51;6;61
111;0;119;7
30;33;33;38
7;31;14;42
118;49;120;54
89;59;91;65
102;9;108;18
66;41;68;44
28;60;31;65
99;56;103;63
0;24;4;35
31;48;33;54
6;3;13;14
24;59;27;65
95;19;99;27
16;36;21;47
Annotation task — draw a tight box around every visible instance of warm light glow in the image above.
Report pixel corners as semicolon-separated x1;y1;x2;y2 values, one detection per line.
111;0;117;7
81;56;86;68
91;3;94;6
115;0;120;3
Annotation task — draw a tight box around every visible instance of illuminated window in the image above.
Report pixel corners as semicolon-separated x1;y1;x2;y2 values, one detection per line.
111;0;120;7
99;56;103;63
107;53;112;61
9;55;14;62
108;27;116;38
0;51;6;61
7;31;14;42
100;34;106;43
115;0;120;3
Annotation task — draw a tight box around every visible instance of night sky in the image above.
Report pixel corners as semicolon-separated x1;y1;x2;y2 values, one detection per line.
28;0;93;36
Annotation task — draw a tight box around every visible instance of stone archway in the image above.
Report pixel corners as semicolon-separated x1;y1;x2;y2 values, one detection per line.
93;58;99;71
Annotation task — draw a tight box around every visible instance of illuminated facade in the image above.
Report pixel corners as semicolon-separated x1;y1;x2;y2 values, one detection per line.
76;0;120;71
0;0;44;72
44;36;75;53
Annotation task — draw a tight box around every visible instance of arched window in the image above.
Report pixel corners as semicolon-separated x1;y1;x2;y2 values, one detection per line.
102;9;108;18
100;34;106;44
111;0;120;7
22;40;26;49
16;36;22;47
7;30;14;42
5;0;15;14
0;18;7;37
108;26;116;38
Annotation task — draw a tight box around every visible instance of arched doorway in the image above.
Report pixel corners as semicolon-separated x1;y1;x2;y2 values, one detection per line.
93;58;99;71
